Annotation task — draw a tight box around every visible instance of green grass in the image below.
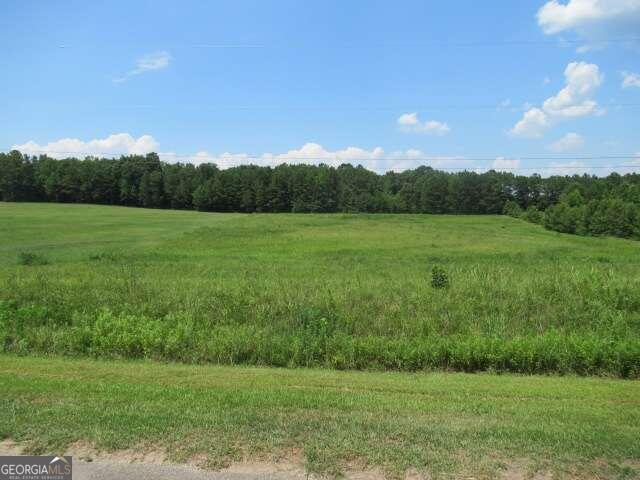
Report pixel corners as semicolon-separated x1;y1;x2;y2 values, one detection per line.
1;355;639;479
1;202;640;375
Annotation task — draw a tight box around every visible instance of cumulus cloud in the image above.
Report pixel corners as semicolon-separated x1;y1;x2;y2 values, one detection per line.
622;71;640;88
542;62;603;116
510;61;603;138
397;112;451;135
11;136;483;173
170;143;387;169
492;157;521;171
162;143;468;173
114;51;171;83
188;147;631;177
511;108;550;138
198;147;636;176
547;132;585;152
277;143;385;166
537;0;640;46
12;133;160;159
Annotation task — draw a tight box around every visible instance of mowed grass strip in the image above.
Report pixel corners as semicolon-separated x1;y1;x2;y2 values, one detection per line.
0;355;639;479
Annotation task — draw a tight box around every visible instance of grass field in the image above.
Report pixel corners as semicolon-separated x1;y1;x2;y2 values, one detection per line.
1;203;640;478
1;202;640;376
1;355;639;479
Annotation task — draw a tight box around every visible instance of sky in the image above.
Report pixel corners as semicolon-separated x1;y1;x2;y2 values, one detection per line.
1;0;639;175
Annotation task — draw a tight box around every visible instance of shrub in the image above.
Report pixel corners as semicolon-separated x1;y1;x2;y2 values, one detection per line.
431;266;449;289
17;252;48;266
88;251;119;262
503;200;523;218
543;203;584;234
521;206;543;224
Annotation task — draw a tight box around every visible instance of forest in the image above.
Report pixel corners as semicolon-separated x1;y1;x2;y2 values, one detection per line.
1;150;640;239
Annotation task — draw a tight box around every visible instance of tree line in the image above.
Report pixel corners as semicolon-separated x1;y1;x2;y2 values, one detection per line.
1;150;639;239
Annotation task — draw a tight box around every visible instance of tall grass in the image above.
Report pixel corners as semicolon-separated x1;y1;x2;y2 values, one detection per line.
1;203;639;376
1;304;638;376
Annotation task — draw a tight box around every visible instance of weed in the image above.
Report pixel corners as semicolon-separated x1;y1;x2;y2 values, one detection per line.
431;266;449;289
17;252;48;266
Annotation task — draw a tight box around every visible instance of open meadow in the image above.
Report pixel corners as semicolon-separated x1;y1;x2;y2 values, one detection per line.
1;202;639;375
1;202;640;478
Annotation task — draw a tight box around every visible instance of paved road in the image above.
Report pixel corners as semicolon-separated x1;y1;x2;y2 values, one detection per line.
72;461;306;480
0;445;307;480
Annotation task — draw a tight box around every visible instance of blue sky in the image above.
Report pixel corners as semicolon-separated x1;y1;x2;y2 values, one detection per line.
1;0;639;174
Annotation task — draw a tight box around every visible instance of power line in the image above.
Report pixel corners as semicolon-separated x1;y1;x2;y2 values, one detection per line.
51;37;640;49
6;149;639;162
407;165;640;172
22;102;640;111
6;149;640;174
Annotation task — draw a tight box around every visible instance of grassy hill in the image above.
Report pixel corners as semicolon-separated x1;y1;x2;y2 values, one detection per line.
1;203;639;478
1;202;639;375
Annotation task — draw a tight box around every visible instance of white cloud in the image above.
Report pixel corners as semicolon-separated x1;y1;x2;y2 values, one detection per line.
537;0;640;44
397;112;451;135
157;150;228;165
510;108;550;138
11;136;499;173
134;51;171;73
492;157;521;171
622;71;640;88
114;51;171;83
422;121;451;136
510;61;603;137
542;62;603;117
271;143;382;169
547;132;585;152
13;135;469;172
12;133;160;159
165;143;467;173
162;149;640;176
397;112;419;126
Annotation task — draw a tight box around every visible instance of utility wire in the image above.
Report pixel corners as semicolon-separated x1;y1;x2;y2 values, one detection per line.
51;37;640;49
5;149;640;173
6;150;639;162
395;165;640;172
22;102;640;111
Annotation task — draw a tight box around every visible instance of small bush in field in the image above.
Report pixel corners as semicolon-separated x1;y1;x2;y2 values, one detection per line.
17;252;48;266
503;200;523;218
522;206;544;224
431;266;449;289
88;251;119;262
